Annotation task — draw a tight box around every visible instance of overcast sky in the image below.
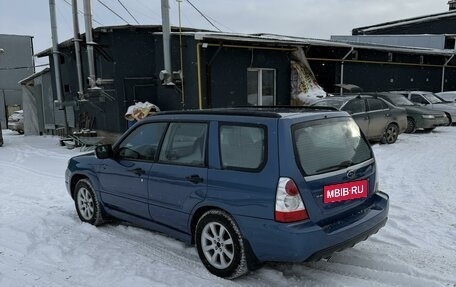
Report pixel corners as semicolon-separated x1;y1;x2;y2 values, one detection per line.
0;0;451;67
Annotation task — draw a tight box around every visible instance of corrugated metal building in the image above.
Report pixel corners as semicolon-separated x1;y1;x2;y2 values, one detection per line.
34;25;456;137
0;34;34;128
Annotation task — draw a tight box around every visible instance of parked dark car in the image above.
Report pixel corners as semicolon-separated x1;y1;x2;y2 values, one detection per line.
373;92;450;133
0;122;3;146
8;110;24;134
391;91;456;124
311;95;407;144
66;108;389;279
436;91;456;103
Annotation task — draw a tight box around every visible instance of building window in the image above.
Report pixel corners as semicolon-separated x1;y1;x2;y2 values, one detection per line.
247;68;276;106
388;52;393;62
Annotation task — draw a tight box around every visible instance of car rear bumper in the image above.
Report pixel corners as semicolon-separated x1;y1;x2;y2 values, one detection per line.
235;191;389;263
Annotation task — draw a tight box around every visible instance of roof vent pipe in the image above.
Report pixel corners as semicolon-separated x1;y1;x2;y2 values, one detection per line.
160;0;173;85
71;0;84;98
449;0;456;10
83;0;96;88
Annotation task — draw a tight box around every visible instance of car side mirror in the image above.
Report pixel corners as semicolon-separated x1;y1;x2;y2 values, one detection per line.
95;144;113;159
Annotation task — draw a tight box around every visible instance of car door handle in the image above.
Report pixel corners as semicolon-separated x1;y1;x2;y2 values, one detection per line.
185;174;203;184
129;168;145;176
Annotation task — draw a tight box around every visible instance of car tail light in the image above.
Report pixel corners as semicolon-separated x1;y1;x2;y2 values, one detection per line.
275;177;309;223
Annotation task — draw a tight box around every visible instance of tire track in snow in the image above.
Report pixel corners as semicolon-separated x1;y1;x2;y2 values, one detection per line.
0;161;63;179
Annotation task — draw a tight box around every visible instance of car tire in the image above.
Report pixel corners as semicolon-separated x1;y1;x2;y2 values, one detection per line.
382;123;399;144
74;178;105;226
445;113;452;126
423;128;435;133
195;210;249;279
405;117;416;134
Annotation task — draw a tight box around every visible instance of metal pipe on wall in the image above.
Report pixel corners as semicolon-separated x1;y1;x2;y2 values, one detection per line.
340;47;354;96
49;0;69;134
49;0;64;104
161;0;172;84
72;0;84;97
83;0;96;87
441;54;454;92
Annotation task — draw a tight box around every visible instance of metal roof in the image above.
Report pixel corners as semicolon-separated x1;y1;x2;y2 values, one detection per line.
35;25;456;58
18;68;50;85
195;32;455;56
353;10;456;34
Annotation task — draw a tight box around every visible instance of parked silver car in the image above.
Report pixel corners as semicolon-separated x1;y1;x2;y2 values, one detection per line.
311;95;407;144
8;110;24;134
374;92;450;133
436;91;456;103
391;91;456;124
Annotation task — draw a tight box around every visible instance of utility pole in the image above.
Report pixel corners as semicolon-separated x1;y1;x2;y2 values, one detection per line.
49;0;69;135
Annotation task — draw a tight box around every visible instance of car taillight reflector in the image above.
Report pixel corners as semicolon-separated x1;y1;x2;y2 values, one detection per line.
275;177;308;223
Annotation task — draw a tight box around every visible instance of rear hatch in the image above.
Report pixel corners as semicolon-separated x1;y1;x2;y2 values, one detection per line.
289;116;377;225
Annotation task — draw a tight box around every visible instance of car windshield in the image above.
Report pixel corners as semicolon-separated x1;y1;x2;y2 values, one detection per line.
423;93;444;104
312;99;346;109
386;95;414;106
293;117;372;176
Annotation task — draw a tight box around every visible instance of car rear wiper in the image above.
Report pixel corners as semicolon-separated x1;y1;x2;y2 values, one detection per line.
316;160;353;173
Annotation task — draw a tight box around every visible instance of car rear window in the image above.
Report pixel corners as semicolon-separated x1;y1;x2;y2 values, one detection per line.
292;117;372;176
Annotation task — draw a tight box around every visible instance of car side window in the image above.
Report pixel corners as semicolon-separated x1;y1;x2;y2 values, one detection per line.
117;122;167;161
366;98;388;111
219;124;266;170
158;122;208;167
410;94;428;105
343;99;366;114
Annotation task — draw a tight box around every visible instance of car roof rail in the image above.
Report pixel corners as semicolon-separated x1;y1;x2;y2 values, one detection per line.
234;105;339;112
154;106;340;119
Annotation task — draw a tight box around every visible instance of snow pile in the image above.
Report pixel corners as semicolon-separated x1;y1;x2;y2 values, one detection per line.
0;128;455;286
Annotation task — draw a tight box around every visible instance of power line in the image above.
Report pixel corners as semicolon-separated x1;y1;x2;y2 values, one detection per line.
186;0;221;31
117;0;140;25
60;0;103;26
96;0;130;24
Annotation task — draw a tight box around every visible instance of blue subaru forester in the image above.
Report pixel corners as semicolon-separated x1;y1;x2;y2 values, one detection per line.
65;107;389;279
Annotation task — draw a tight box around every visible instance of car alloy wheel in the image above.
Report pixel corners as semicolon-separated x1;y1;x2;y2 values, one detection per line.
74;179;105;226
195;210;249;279
384;123;399;144
77;187;94;220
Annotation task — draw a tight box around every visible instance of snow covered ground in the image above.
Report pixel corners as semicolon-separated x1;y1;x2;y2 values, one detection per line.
0;128;455;287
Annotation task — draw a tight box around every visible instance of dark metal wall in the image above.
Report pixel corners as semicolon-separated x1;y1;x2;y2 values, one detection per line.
201;45;291;108
50;28;456;134
308;47;455;94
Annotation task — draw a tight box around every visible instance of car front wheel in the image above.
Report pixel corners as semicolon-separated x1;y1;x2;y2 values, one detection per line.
405;117;416;134
195;210;249;279
74;178;105;226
